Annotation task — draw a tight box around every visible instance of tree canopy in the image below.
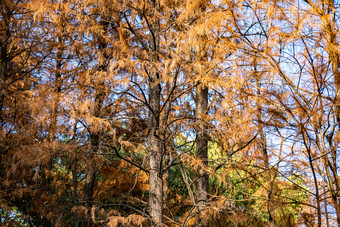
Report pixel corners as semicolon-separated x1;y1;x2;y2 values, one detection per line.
1;0;340;226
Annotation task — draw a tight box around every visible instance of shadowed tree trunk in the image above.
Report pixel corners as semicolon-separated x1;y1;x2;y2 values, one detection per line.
84;18;109;223
195;84;209;226
255;63;275;225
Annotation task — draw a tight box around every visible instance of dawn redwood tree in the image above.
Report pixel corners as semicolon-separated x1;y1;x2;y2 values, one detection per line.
83;15;111;214
76;0;182;225
0;0;54;225
302;1;340;224
0;0;43;168
146;1;163;225
192;2;210;225
232;0;340;225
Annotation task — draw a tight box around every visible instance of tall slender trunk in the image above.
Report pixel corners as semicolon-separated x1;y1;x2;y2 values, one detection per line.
195;84;209;226
147;1;163;225
148;82;162;225
302;0;340;224
84;133;98;207
84;18;108;218
302;130;322;227
255;70;275;225
83;78;105;226
43;33;64;189
192;3;210;225
162;127;170;202
49;37;63;141
161;81;174;201
84;71;106;205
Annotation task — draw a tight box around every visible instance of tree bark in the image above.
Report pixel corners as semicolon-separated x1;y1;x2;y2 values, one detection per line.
191;2;210;224
195;84;209;226
148;87;162;226
147;1;163;225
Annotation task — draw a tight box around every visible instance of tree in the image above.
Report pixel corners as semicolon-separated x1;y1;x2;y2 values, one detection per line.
2;0;332;226
0;1;52;225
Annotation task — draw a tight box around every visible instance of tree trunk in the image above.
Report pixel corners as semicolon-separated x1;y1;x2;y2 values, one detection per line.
43;33;64;191
148;107;162;226
147;1;163;225
84;83;105;208
255;73;275;225
84;134;98;206
148;73;162;225
84;18;108;221
195;84;209;226
303;131;322;227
